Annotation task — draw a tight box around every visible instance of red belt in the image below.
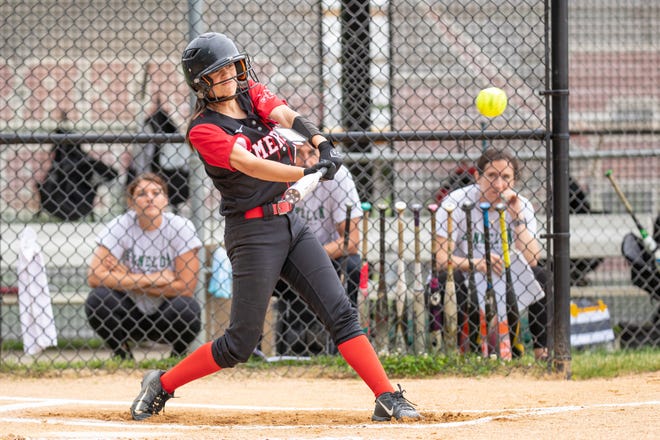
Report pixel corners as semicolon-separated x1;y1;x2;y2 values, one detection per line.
244;200;294;219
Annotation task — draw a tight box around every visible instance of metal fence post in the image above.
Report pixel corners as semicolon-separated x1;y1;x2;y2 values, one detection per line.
551;0;572;378
188;0;208;352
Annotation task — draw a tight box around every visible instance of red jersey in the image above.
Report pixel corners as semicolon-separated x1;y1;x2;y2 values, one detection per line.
187;82;297;216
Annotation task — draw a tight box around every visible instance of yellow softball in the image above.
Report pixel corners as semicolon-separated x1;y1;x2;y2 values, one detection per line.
475;87;508;118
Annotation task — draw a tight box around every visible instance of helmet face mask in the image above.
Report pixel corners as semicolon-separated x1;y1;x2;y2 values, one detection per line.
181;32;256;102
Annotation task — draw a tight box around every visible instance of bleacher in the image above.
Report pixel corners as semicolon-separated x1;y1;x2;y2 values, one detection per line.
1;213;653;349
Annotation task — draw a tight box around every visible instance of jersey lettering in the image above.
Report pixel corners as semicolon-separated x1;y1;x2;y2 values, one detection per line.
122;249;172;272
250;132;290;160
262;135;280;156
258;87;277;105
251;141;267;158
295;206;326;222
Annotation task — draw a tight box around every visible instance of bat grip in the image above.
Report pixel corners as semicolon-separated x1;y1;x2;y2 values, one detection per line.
304;166;329;179
642;235;658;253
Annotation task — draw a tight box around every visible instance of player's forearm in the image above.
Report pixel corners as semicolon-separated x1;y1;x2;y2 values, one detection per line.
323;240;343;259
230;143;304;182
324;240;358;259
89;271;167;295
88;265;135;290
142;277;198;298
237;156;304;182
440;253;477;273
435;242;449;269
456;256;476;272
514;224;541;266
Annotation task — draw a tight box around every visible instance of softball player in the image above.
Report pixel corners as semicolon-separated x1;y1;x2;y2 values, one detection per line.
130;32;420;422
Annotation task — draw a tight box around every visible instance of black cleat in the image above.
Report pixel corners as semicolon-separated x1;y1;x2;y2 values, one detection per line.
130;370;173;421
372;384;421;421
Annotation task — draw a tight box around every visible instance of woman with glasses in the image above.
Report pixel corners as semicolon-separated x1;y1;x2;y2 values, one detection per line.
433;148;548;361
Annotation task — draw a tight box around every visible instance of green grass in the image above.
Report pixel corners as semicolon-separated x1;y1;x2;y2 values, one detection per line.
1;338;104;351
570;347;660;379
244;348;658;380
1;342;657;379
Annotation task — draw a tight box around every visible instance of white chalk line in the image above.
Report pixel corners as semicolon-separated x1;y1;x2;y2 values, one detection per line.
0;396;366;413
0;396;657;434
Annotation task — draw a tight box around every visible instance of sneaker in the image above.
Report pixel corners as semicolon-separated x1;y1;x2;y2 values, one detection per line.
130;370;173;421
372;384;421;421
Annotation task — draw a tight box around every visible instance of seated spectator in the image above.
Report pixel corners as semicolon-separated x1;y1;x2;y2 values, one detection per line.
433;148;548;360
85;173;202;359
274;142;362;356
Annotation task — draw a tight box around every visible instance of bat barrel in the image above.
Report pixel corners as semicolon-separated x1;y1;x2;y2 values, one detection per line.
461;200;481;354
375;202;389;354
496;203;520;357
361;202;371;260
443;202;458;353
480;202;498;356
605;170;651;238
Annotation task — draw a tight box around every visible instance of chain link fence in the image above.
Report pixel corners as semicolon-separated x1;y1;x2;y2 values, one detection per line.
1;0;658;372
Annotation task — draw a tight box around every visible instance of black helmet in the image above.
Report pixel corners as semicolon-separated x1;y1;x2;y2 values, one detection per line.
181;32;255;101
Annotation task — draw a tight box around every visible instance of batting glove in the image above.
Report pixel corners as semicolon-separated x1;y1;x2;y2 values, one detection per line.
304;159;336;180
318;141;343;180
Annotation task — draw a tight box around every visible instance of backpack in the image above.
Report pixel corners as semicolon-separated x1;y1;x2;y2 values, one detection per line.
621;230;660;300
37;132;118;221
434;163;477;203
208;245;232;299
127;106;190;208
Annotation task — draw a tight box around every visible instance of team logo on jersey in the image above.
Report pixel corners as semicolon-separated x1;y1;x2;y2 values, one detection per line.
259;88;277;104
250;130;291;160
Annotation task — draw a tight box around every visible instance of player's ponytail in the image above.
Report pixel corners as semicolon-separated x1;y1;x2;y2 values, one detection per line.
185;98;208;150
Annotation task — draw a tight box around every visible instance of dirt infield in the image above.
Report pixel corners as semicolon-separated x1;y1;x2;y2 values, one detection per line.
0;371;657;439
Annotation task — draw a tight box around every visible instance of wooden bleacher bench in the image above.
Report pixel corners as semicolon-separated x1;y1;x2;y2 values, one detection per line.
1;213;651;338
1;291;87;306
3;213;651;267
560;214;651;299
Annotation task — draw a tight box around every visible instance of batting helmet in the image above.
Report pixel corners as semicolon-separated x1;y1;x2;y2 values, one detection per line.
181;32;255;101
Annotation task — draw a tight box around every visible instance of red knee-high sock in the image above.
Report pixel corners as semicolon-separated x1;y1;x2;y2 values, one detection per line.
338;335;394;397
160;342;221;394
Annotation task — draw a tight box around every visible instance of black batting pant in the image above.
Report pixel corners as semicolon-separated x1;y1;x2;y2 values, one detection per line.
274;253;362;356
85;287;202;356
213;212;362;368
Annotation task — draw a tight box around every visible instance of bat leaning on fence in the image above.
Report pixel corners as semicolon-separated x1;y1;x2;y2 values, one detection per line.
375;202;390;354
339;202;354;289
426;203;442;352
496;202;523;358
443;202;458;353
411;203;426;354
605;169;660;271
480;202;511;359
461;200;485;355
394;201;408;353
358;202;372;335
